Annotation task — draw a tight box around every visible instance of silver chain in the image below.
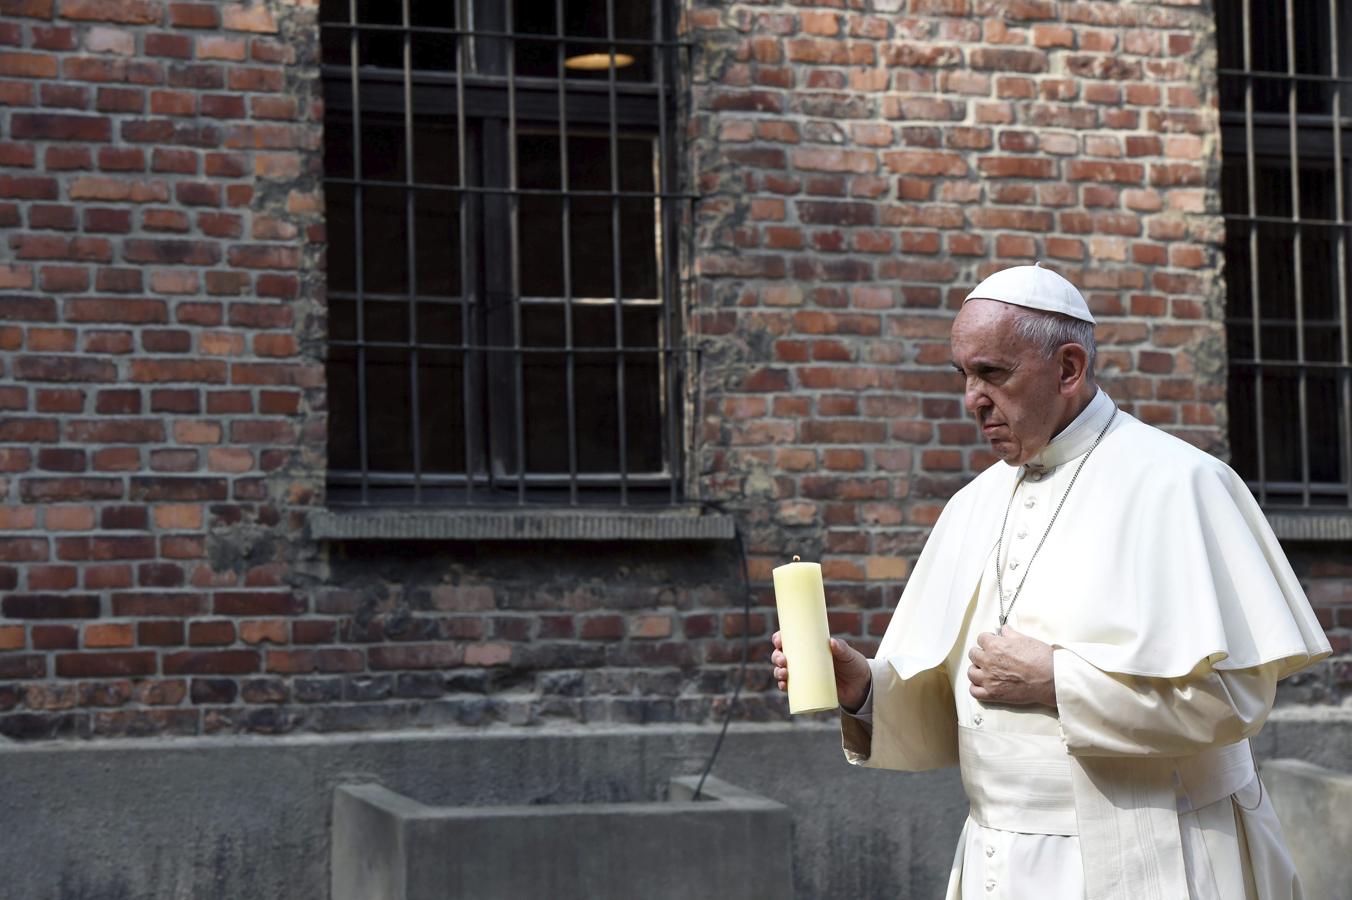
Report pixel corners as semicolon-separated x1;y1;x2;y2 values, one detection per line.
994;406;1118;634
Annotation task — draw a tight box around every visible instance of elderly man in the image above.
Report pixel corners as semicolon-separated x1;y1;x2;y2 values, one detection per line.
770;264;1330;900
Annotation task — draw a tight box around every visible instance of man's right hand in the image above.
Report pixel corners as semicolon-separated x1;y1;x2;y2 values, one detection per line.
770;631;873;713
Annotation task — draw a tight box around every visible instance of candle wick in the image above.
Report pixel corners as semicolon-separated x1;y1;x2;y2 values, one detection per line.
792;555;801;562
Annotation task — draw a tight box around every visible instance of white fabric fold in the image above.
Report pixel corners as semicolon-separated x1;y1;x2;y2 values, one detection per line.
875;394;1330;682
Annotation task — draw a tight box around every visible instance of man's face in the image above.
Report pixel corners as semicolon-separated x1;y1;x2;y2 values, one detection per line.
950;299;1066;466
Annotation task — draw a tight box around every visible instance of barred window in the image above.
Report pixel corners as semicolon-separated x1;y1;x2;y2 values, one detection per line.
318;0;689;507
1218;0;1352;507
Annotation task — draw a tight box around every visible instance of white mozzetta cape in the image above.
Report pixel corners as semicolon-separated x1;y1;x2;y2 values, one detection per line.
850;393;1332;899
876;403;1331;684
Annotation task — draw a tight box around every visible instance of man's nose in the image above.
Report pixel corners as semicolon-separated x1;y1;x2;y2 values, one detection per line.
964;379;990;415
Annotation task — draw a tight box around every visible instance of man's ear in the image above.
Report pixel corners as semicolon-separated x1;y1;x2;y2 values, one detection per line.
1056;343;1090;396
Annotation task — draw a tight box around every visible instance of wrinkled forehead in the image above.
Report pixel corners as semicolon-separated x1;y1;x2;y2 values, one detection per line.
950;298;1027;350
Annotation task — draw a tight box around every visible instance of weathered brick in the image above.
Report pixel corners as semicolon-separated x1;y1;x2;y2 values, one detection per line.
60;0;161;23
11;112;111;142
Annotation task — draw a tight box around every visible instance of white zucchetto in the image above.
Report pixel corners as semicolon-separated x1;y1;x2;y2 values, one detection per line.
963;262;1096;325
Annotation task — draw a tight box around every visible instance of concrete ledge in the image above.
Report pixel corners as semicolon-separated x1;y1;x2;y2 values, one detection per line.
311;508;737;541
332;775;790;900
1261;759;1352;900
3;712;1346;900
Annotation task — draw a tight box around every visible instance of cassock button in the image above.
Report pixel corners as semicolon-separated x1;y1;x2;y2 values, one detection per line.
985;846;995;858
1028;472;1042;482
1023;496;1036;509
1016;528;1027;539
1008;559;1020;570
972;712;983;726
985;879;997;892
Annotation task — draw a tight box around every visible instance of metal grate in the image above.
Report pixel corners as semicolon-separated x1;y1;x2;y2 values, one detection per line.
1217;0;1352;508
318;0;694;507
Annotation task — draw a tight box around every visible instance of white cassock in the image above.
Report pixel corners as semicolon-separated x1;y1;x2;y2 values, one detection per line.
841;389;1331;900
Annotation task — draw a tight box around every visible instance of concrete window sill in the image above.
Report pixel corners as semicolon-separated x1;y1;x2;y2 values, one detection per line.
310;507;737;542
1264;511;1352;542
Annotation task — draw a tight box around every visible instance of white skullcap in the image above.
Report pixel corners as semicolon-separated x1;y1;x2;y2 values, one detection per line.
963;262;1095;325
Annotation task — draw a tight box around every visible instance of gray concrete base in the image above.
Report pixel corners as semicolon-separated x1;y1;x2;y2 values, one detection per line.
331;776;790;900
1261;758;1352;900
1;709;1348;900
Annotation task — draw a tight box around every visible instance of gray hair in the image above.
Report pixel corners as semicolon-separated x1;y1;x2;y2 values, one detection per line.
1011;310;1096;378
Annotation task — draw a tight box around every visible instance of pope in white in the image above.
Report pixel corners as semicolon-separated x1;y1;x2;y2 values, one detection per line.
770;264;1331;900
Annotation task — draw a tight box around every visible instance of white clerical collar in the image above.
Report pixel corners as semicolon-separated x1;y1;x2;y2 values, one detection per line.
1024;388;1114;472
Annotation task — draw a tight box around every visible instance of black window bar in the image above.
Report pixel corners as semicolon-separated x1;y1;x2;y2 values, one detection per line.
318;0;695;507
1217;0;1352;508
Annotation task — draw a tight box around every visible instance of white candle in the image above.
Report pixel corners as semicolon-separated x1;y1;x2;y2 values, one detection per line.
772;556;838;714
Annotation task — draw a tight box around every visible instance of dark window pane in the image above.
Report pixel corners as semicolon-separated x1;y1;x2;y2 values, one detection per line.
359;111;406;182
1215;0;1243;71
421;348;466;473
321;24;351;67
324;112;355;180
327;346;361;471
410;2;458;71
355;0;402;68
1308;374;1342;483
318;0;348;25
331;298;357;343
365;348;413;472
362;187;409;294
413;113;459;187
363;298;408;344
326;183;356;294
416;300;462;347
415;189;462;297
514;0;655;81
1260;372;1303;482
518;194;564;298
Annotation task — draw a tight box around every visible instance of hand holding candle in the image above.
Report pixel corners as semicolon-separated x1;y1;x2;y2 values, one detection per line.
771;555;840;714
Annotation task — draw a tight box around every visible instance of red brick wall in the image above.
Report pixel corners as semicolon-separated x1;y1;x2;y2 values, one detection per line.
0;0;1344;739
0;0;325;737
689;0;1229;632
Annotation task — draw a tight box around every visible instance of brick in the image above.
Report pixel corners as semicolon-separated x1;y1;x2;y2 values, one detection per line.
137;620;183;645
213;591;304;616
239;619;286;645
84;622;133;647
96;86;143;112
0;52;59;79
123;239;220;266
130;359;226;382
0;507;38;529
85;26;134;55
85;564;132;588
43;494;101;521
145;32;192;58
11;113;111;142
128;477;226;501
163;649;259;675
55;650;155;677
60;0;161;23
169;2;216;27
0;655;46;679
4;593;99;618
188;620;234;645
221;2;275;32
368;644;462;670
66;294;167;322
1;175;59;199
111;591;205;616
84;207;133;232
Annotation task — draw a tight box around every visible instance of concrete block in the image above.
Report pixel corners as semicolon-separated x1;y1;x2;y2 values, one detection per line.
332;775;791;900
1261;758;1352;900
